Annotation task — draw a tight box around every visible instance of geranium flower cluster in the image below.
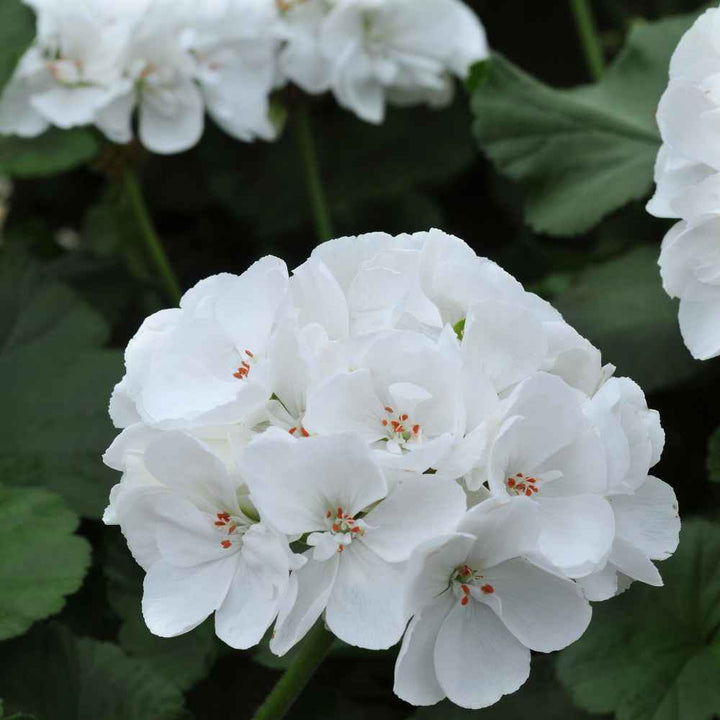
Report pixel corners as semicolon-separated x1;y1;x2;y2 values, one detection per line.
0;0;488;155
648;5;720;360
103;230;680;710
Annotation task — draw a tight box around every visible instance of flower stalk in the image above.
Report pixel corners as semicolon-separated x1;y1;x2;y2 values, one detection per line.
252;621;335;720
293;103;334;244
569;0;604;81
122;167;182;305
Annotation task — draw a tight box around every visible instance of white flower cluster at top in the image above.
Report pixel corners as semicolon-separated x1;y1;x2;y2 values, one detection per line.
103;229;680;710
0;0;488;154
649;5;720;360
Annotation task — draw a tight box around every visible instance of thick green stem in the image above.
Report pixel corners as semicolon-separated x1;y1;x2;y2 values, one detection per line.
122;168;182;304
293;104;333;244
252;622;335;720
570;0;605;81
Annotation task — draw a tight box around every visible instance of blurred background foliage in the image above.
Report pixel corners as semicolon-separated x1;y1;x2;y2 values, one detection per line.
1;0;720;718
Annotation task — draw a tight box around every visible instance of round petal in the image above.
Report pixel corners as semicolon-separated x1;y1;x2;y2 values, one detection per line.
325;542;407;649
393;593;454;706
434;600;530;709
481;558;591;652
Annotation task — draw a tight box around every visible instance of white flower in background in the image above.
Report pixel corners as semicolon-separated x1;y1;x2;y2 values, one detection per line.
320;0;488;123
655;173;720;360
277;0;334;94
394;499;591;709
240;430;467;654
0;0;134;137
104;229;679;710
104;431;303;648
648;7;720;359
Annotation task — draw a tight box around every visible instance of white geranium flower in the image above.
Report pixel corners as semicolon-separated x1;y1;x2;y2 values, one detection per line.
240;430;467;654
0;0;133;137
104;431;303;648
578;475;680;601
578;378;679;600
648;8;720;218
654;173;720;359
319;0;488;123
191;0;281;143
277;0;334;94
393;498;591;709
485;373;614;578
303;326;465;472
109;258;290;430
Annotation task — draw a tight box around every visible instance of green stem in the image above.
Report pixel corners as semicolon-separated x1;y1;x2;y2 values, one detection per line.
293;104;333;243
570;0;605;81
122;168;182;304
252;622;335;720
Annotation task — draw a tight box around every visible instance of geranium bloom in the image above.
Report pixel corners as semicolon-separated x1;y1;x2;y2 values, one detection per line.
103;229;678;711
104;431;303;648
648;7;720;359
239;430;467;653
394;499;591;709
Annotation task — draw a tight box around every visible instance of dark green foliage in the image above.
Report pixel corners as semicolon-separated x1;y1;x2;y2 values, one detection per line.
558;520;720;720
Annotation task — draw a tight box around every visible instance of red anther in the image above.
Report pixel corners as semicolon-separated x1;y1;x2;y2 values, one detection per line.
400;414;408;421
241;361;250;370
532;486;539;494
527;477;536;484
384;406;393;413
396;426;405;434
337;507;343;516
516;483;526;492
382;419;388;426
461;596;469;606
326;510;332;518
517;473;524;477
245;349;254;357
214;521;224;526
412;424;420;434
462;565;471;576
332;524;340;532
300;427;310;437
391;420;401;430
221;540;232;549
461;584;470;595
351;527;360;533
525;489;532;497
507;479;516;488
481;584;494;595
289;427;297;435
337;545;344;553
228;524;237;534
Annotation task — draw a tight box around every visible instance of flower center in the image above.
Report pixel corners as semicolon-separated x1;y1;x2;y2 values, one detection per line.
451;564;495;606
506;472;540;497
213;511;248;550
233;349;255;380
381;405;421;443
326;506;365;553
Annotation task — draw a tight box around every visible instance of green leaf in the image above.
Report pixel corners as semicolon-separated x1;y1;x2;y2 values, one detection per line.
0;252;122;518
408;656;593;720
0;624;188;720
0;485;90;640
708;428;720;484
0;0;35;92
104;535;218;692
554;245;699;393
557;519;720;720
470;13;698;236
200;99;475;237
0;128;98;178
